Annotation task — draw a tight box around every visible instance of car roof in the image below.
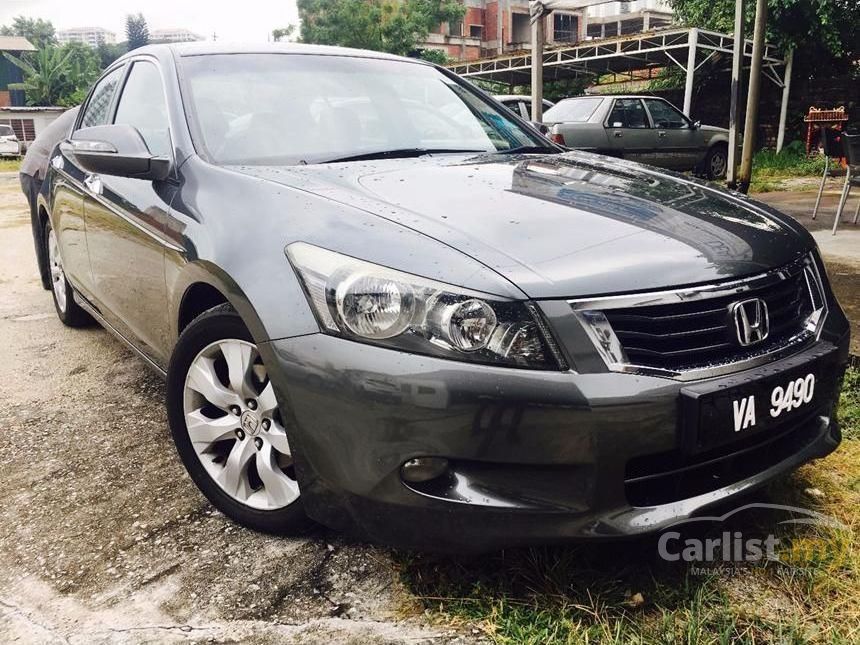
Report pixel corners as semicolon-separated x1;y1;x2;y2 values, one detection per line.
561;95;663;101
121;41;423;64
494;95;553;103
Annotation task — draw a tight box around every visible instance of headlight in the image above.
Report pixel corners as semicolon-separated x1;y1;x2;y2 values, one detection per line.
286;243;564;369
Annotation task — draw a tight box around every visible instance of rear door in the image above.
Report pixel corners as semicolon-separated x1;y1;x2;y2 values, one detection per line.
604;98;656;164
82;58;177;365
643;98;702;170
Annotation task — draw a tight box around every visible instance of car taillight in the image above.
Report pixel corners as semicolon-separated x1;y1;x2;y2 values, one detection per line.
550;133;565;145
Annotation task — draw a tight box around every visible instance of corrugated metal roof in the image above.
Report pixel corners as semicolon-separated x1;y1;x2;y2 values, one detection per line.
0;106;67;112
0;36;37;52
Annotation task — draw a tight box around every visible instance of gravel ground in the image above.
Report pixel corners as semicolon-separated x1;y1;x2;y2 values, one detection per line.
0;173;470;645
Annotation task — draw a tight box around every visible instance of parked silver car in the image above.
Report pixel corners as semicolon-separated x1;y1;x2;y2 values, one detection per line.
544;96;729;179
0;124;21;157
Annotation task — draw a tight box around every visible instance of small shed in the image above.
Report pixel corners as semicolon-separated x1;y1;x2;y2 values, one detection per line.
0;36;37;107
0;106;68;149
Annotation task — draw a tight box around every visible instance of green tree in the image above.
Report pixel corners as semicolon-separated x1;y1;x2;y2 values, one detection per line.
4;47;73;105
57;42;100;107
96;41;127;68
667;0;860;76
297;0;465;57
0;16;57;49
3;42;102;106
417;48;450;65
126;13;150;51
272;25;296;42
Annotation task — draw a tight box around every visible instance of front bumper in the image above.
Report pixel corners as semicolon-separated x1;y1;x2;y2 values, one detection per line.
260;304;850;552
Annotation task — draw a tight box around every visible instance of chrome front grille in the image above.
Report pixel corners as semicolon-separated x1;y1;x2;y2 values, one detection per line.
570;254;828;380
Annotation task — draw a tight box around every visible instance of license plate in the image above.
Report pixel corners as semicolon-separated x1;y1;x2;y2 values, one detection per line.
679;347;837;454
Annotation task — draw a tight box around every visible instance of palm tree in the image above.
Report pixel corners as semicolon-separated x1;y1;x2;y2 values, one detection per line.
4;47;74;106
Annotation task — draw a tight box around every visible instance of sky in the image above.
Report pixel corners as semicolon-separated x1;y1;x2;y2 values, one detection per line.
0;0;300;43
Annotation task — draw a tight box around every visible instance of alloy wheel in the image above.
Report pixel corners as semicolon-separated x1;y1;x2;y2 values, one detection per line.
710;150;727;178
48;228;67;313
182;339;299;510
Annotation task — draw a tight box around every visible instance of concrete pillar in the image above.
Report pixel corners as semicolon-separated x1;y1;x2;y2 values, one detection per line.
531;16;545;122
683;28;698;117
497;0;504;55
776;49;794;153
727;0;745;187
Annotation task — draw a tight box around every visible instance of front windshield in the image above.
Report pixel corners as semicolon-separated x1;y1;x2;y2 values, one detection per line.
180;53;545;165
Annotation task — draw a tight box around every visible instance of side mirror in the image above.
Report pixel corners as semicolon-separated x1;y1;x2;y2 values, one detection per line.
62;124;171;181
692;120;701;129
612;121;624;128
530;120;549;135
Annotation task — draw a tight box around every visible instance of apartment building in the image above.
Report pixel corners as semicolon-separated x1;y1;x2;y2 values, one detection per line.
57;27;116;47
150;28;204;43
423;0;673;62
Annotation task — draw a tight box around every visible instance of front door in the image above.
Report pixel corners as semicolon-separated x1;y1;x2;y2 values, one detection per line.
643;99;702;170
604;98;655;165
54;66;125;299
81;60;177;366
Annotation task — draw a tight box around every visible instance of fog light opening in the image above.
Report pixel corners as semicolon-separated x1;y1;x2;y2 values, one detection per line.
401;457;449;484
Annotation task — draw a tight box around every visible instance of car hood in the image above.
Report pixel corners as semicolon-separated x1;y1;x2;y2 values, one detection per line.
230;151;811;298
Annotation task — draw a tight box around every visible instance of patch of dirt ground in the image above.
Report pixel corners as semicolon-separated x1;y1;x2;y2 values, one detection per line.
0;173;474;644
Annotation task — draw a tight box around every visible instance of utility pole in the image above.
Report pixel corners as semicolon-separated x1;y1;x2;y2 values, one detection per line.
531;15;545;123
726;0;744;188
737;0;767;194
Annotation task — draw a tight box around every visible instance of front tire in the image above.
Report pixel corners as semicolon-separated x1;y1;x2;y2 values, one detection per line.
166;304;311;534
704;144;728;180
45;221;92;327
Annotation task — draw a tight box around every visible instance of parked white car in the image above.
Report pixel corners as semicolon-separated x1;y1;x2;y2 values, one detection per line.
0;125;21;157
494;95;554;121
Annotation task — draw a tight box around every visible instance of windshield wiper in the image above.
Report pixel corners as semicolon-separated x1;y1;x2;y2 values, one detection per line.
494;145;560;155
319;148;485;164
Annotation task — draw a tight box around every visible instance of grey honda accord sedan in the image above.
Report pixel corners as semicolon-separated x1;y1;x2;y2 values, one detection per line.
37;43;850;551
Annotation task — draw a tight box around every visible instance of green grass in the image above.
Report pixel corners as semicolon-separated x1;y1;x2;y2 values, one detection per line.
749;143;837;193
0;158;21;172
398;368;860;643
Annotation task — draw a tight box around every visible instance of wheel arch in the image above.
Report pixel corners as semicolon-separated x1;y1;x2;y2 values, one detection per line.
169;261;273;350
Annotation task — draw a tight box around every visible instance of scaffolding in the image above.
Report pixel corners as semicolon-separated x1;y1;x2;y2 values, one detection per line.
447;27;792;145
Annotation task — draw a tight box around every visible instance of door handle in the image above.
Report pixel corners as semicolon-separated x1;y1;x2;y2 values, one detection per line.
614;131;623;138
658;131;667;137
84;173;103;195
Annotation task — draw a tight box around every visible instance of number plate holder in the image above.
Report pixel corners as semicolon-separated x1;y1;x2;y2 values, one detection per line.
679;343;840;454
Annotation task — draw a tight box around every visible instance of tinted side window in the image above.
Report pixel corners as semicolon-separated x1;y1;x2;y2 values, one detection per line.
80;67;124;129
645;99;688;129
607;99;649;129
113;62;171;157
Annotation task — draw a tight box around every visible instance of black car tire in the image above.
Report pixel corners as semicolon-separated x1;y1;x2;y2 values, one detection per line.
704;144;729;180
44;220;92;327
166;304;313;535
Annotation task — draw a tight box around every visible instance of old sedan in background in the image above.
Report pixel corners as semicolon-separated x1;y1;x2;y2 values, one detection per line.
36;43;849;551
544;95;730;179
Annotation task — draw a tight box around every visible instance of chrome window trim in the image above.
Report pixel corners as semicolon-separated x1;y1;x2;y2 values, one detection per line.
569;253;828;381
